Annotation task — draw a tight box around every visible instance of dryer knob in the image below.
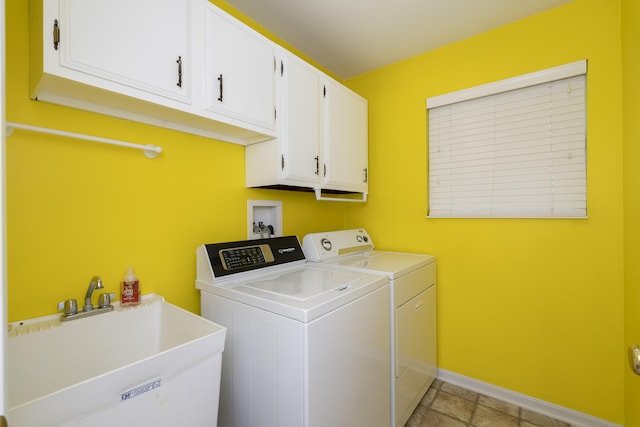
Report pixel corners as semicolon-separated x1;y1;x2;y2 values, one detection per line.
321;238;332;251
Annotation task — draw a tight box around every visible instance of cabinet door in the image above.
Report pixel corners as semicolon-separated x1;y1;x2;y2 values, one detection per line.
322;78;368;192
395;285;437;426
204;5;276;131
58;0;191;103
279;50;321;185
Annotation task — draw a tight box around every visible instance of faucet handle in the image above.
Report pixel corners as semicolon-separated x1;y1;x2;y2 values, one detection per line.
98;293;115;309
58;299;78;316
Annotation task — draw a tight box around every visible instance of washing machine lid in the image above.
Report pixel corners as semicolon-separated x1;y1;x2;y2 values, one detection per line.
197;264;387;322
239;266;361;300
323;251;435;279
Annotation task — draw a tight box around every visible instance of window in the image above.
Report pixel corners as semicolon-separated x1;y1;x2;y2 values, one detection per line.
426;60;587;218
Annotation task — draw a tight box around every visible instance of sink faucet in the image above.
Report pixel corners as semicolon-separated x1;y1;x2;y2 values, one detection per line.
58;275;114;321
84;275;104;312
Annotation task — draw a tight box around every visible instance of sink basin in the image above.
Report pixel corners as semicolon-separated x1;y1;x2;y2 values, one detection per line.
8;294;226;427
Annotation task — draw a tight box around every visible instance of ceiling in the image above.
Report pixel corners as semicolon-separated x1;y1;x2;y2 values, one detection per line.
225;0;574;79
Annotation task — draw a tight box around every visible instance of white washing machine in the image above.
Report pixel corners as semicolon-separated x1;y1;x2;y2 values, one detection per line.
196;235;390;427
302;229;436;427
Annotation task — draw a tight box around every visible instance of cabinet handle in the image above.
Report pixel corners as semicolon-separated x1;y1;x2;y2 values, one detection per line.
53;19;60;50
324;163;327;177
280;60;284;77
218;74;223;102
176;56;183;87
281;154;285;171
364;167;368;183
314;156;319;175
631;345;640;375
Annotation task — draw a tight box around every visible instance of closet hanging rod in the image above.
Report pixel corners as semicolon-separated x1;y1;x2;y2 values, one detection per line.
6;122;162;158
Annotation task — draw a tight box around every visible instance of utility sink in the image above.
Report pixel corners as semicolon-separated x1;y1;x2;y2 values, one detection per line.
8;294;226;427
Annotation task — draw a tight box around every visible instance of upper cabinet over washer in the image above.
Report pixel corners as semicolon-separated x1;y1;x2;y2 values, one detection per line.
30;0;277;145
277;48;323;187
246;47;368;198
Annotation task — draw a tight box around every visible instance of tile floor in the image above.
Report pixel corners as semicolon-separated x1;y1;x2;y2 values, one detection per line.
404;379;577;427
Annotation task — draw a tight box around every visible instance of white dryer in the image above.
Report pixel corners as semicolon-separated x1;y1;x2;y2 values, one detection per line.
302;229;436;427
196;235;390;427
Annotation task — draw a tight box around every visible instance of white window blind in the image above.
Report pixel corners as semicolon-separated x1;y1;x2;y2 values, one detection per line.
427;60;587;218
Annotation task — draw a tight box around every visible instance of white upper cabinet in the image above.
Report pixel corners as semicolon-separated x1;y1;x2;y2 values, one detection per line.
245;48;321;188
30;0;276;144
204;4;276;133
246;48;368;197
321;77;368;193
58;0;190;103
279;48;322;185
36;0;192;107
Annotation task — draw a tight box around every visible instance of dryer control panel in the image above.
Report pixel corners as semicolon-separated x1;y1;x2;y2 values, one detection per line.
302;229;374;262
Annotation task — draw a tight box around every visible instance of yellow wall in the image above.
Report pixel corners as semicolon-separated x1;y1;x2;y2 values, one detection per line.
346;0;624;423
5;1;347;320
622;0;640;425
7;0;632;424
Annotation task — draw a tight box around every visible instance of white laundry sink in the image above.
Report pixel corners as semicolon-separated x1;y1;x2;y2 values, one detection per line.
8;294;226;427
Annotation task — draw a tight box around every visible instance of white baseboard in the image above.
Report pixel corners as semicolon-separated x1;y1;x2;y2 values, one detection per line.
436;369;622;427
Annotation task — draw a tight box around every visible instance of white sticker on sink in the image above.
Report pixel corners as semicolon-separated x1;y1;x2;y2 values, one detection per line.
121;378;162;402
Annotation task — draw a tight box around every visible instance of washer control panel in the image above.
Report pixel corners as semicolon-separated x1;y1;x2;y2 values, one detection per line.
198;235;306;280
220;244;275;271
302;229;374;262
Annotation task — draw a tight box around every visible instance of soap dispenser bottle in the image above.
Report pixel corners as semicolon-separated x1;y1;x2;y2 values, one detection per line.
121;266;141;306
